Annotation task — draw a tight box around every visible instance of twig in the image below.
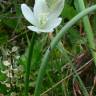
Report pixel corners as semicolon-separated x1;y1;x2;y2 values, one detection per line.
41;59;93;96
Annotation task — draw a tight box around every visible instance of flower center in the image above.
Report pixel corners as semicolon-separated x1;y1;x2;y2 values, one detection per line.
39;13;48;28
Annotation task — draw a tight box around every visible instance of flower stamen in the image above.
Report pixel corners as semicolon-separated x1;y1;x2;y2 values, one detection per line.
39;13;48;28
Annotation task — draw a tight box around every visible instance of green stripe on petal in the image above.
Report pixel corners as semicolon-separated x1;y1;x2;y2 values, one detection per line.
48;0;65;19
33;0;49;19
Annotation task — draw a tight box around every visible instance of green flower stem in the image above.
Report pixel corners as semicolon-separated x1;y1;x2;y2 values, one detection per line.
34;5;96;96
75;0;96;65
25;33;36;96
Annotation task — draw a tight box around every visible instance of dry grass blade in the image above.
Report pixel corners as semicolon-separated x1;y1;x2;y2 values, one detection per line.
41;59;93;96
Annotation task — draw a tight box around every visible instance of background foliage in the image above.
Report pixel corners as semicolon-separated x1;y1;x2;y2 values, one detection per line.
0;0;96;96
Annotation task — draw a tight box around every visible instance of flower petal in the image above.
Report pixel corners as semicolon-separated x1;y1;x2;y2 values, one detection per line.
46;18;62;29
33;0;49;18
21;4;37;26
27;26;54;33
48;0;64;19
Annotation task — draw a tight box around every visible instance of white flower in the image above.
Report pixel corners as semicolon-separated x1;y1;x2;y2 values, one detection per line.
3;60;11;66
11;46;18;52
21;0;64;33
6;72;13;78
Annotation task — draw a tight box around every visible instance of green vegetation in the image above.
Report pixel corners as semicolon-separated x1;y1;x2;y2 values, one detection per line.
0;0;96;96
